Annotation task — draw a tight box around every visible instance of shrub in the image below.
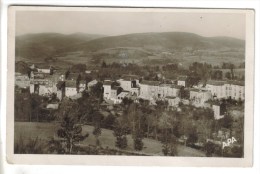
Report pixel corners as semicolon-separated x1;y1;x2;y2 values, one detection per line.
14;136;46;154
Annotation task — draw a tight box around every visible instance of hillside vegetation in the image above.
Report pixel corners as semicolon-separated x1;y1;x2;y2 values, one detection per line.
15;32;245;67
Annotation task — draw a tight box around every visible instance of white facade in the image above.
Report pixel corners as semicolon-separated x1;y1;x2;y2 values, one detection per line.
205;84;226;99
190;89;212;107
39;85;55;96
139;81;180;101
65;87;78;97
212;105;224;120
117;79;140;95
205;81;244;101
177;80;186;87
103;84;112;99
158;84;181;98
110;91;130;104
224;83;244;100
15;74;30;88
37;68;51;74
139;83;160;100
79;83;86;92
165;97;181;107
29;78;57;96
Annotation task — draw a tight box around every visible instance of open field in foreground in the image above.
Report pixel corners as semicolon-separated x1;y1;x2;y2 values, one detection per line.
15;122;206;156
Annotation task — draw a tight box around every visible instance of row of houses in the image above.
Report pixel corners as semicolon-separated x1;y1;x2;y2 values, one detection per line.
102;75;244;119
15;64;244;120
15;65;98;100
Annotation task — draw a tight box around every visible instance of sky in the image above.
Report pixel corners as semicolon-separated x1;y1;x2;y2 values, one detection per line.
15;9;246;39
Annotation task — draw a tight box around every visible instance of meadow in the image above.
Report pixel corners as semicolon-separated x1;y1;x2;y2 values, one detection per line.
15;121;206;156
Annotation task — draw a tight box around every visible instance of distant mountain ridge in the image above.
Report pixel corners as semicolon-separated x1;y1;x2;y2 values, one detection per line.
15;32;106;60
68;32;244;53
15;32;245;66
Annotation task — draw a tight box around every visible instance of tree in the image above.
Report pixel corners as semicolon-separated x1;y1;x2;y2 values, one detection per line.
92;111;103;147
126;103;145;151
211;70;223;80
204;141;215;157
57;115;89;154
113;115;129;149
162;134;178;156
219;113;233;129
101;60;107;68
71;63;87;73
133;129;144;151
90;82;103;100
180;87;190;99
113;122;128;149
65;70;70;79
225;72;232;80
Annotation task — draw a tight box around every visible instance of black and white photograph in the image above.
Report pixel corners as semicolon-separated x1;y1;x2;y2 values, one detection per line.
6;6;254;166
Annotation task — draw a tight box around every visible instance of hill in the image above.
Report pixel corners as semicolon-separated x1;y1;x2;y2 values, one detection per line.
15;32;245;67
70;32;244;52
15;32;105;61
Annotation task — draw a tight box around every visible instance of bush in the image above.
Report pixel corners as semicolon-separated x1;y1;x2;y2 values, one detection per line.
114;126;128;149
14;136;46;154
204;141;215;157
134;136;143;151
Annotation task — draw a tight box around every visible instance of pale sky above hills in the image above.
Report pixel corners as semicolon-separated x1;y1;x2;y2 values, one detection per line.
16;8;246;39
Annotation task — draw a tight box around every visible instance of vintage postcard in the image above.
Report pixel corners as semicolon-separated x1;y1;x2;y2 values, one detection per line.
6;6;254;166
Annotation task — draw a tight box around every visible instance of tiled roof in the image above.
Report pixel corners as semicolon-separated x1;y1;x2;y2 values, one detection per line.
205;100;222;106
121;74;140;81
226;80;244;86
103;80;114;86
35;64;53;69
189;88;201;92
189;88;209;93
79;80;86;84
159;84;172;87
66;80;77;88
207;80;226;86
178;76;188;81
140;80;161;86
171;85;183;89
165;96;177;99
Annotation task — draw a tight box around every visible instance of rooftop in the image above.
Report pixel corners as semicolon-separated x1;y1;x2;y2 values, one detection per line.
171;85;183;89
33;64;53;69
103;80;114;86
226;80;244;86
165;96;177;99
206;80;226;86
88;79;98;84
205;100;222;106
121;74;140;81
178;76;188;81
189;88;209;93
66;80;77;88
159;84;172;87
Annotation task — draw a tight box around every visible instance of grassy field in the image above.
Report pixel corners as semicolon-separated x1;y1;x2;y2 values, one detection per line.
15;122;205;156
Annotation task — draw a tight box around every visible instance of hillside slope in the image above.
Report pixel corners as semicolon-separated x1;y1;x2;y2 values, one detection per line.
15;33;106;60
15;32;245;66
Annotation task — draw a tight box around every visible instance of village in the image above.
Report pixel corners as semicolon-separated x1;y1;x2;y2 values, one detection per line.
14;61;245;157
15;63;244;119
